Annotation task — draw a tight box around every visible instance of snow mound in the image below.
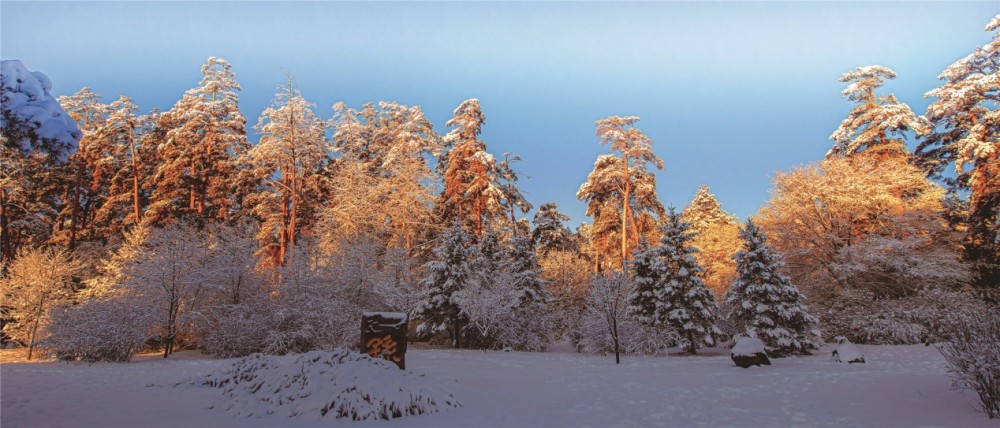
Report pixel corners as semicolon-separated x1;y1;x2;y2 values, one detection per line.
832;337;866;364
201;350;461;420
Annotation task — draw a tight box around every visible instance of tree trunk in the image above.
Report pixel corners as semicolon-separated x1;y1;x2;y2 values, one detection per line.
128;124;142;224
621;156;631;271
612;313;621;364
68;162;84;251
1;188;10;266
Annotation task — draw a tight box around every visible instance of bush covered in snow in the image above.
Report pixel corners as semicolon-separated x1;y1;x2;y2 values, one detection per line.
820;287;991;345
936;312;1000;419
201;349;461;420
42;298;154;362
831;337;865;364
575;273;678;357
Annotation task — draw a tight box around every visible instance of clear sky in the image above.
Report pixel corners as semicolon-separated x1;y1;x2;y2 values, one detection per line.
3;1;998;225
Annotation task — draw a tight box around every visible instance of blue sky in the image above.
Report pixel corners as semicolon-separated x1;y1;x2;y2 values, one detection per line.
3;1;998;226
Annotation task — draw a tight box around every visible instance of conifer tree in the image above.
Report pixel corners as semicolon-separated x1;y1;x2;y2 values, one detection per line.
248;78;329;266
725;219;820;357
416;223;471;348
828;65;925;159
532;202;573;255
578;116;664;270
627;238;666;326
439;99;505;236
681;185;740;298
655;207;722;354
917;15;1000;291
92;96;156;229
148;57;250;225
57;87;110;250
504;234;548;306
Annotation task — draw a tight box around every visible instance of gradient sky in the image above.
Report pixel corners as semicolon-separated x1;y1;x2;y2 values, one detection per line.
3;1;998;225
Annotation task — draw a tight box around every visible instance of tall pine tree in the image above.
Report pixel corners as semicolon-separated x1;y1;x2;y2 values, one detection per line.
725;219;820;357
681;185;740;299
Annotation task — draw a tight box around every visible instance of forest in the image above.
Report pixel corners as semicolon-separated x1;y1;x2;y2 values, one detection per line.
0;11;997;403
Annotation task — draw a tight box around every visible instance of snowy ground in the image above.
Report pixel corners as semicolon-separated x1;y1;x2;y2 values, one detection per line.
1;344;993;427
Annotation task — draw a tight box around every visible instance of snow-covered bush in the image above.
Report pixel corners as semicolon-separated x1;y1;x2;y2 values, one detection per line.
576;311;677;356
820;287;991;345
201;350;461;420
575;272;678;358
42;297;154;362
936;312;1000;418
198;300;274;359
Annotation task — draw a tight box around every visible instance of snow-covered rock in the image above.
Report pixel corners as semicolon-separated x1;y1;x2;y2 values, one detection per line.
731;336;771;368
201;349;460;420
832;337;866;364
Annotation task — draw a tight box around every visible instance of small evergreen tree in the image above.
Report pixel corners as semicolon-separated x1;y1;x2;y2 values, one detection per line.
416;223;471;348
627;238;666;326
725;219;820;357
504;234;548;306
532;202;573;255
640;208;721;354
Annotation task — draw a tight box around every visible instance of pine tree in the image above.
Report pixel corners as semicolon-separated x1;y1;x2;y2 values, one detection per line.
504;234;548;306
917;15;1000;291
248;77;329;266
497;152;533;226
725;219;820;357
681;185;740;299
57;87;110;250
656;207;722;354
416;223;471;348
92;96;156;229
627;238;666;326
579;116;664;271
439;99;505;236
148;57;250;225
827;65;925;159
532;202;573;255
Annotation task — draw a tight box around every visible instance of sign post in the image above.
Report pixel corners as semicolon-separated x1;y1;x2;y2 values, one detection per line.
360;312;408;369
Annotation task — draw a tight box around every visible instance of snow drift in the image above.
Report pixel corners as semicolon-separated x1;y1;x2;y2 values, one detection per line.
200;349;460;420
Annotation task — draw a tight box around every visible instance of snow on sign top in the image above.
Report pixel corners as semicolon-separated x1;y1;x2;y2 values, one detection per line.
362;312;407;320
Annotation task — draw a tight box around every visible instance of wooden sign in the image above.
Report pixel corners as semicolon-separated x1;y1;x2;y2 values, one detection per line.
360;312;408;369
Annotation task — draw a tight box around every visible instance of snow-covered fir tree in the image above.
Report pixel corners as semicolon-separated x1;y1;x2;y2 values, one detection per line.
725;219;820;357
532;202;574;255
917;15;1000;291
91;96;155;228
497;152;533;225
416;223;472;348
681;185;740;299
648;207;722;354
628;238;665;326
56;87;110;250
503;233;548;306
828;65;925;159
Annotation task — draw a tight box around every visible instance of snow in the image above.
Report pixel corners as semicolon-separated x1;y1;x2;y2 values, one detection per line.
833;337;866;364
1;59;81;161
2;344;994;427
199;350;459;420
731;336;767;357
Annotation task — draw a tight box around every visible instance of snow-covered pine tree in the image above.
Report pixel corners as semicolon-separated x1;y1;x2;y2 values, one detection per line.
578;116;664;271
148;57;250;225
917;15;1000;291
680;185;740;299
497;152;533;226
1;60;81;161
416;223;471;348
91;96;155;228
439;99;505;236
656;207;722;354
248;77;329;266
57;87;110;250
725;219;820;357
504;233;548;306
577;154;664;271
532;202;573;255
828;65;926;159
